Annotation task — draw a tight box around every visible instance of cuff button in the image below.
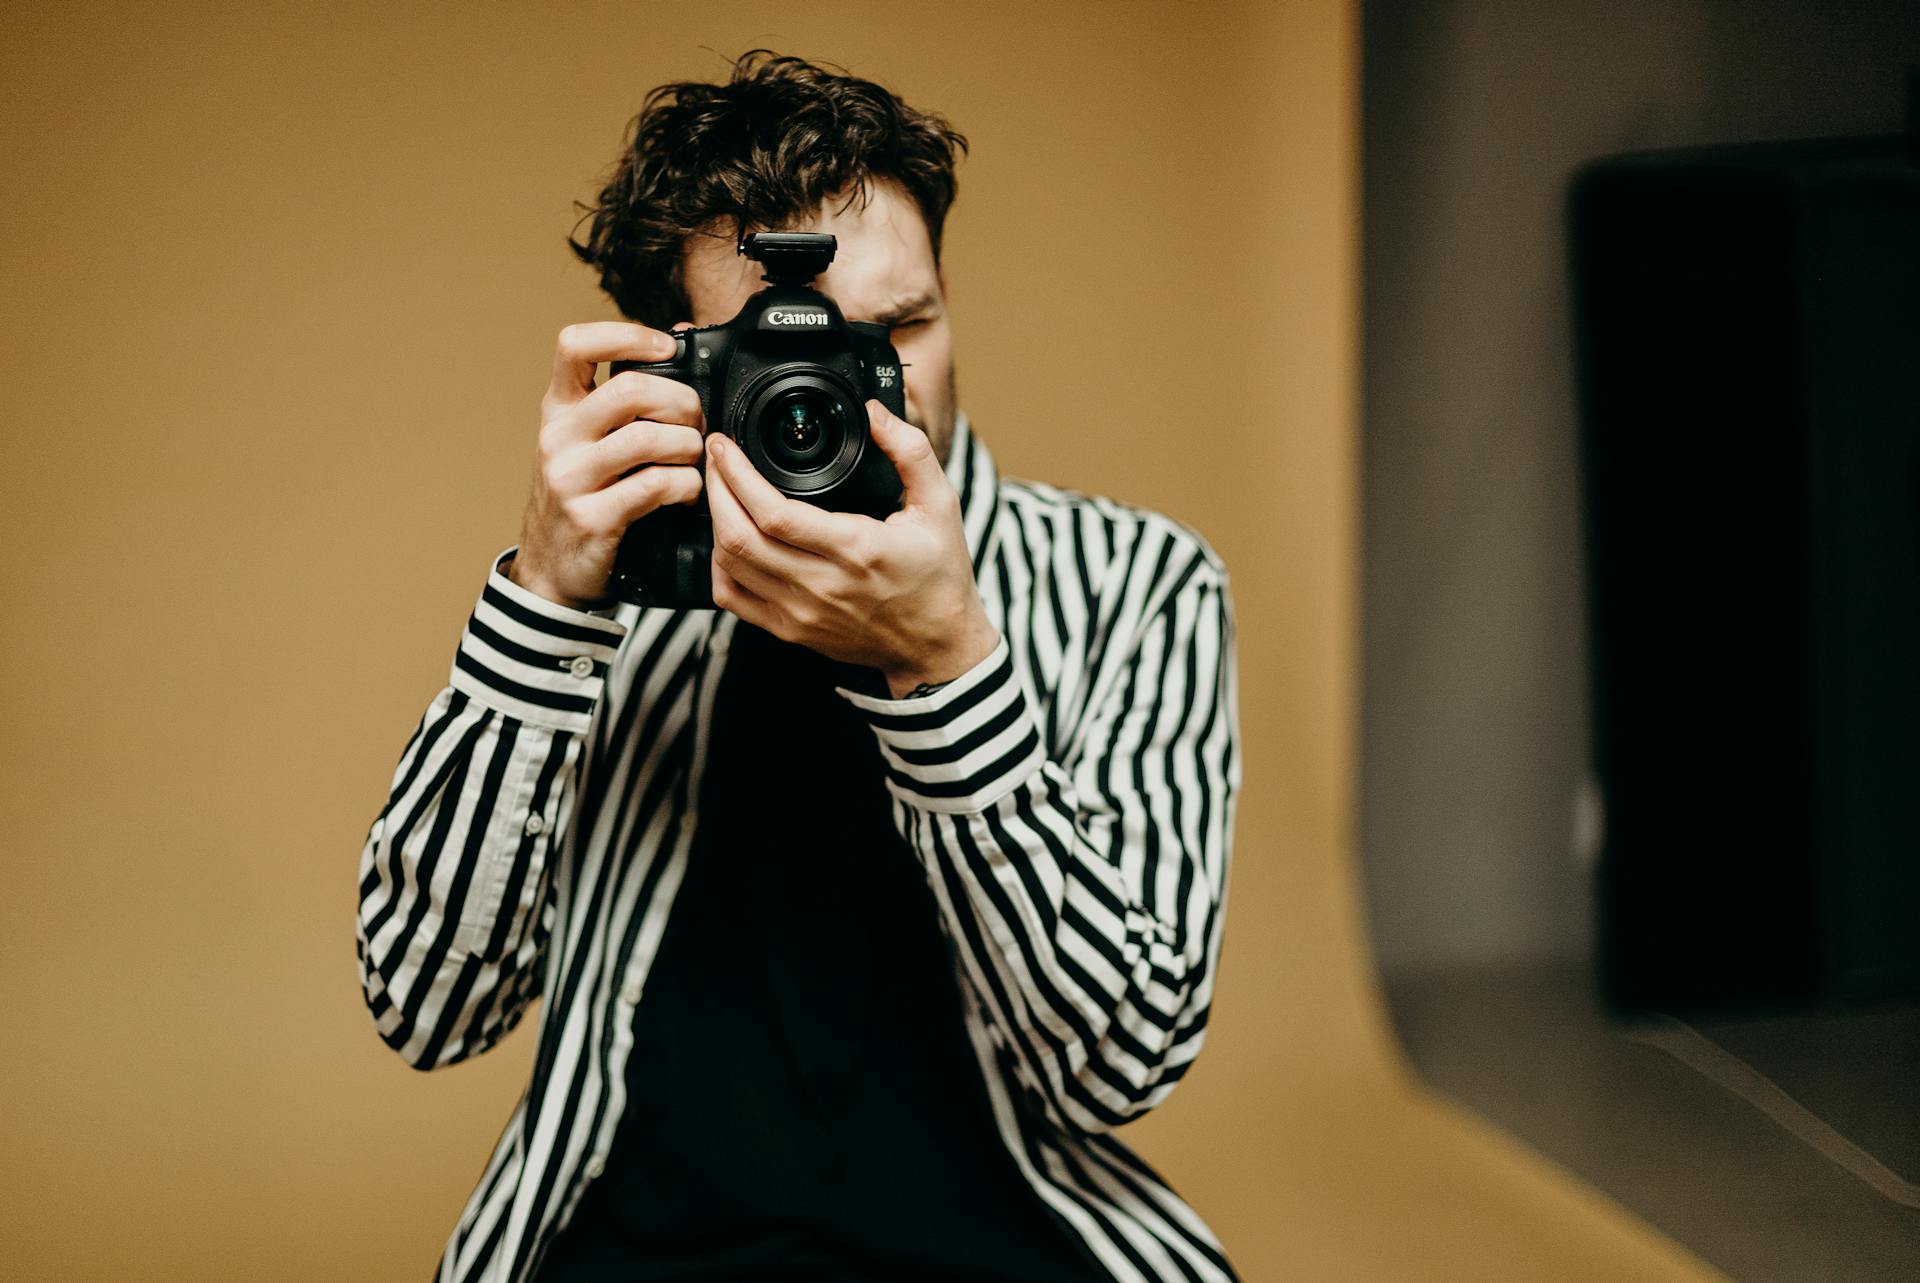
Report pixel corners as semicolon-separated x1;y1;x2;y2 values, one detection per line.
524;813;546;836
567;655;595;679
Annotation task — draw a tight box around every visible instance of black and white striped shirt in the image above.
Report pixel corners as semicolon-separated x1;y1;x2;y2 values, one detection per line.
355;410;1243;1282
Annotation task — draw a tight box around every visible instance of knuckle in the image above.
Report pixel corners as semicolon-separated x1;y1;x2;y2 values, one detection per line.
665;424;704;461
612;369;650;404
557;495;594;534
632;457;667;489
608;418;655;463
633;469;679;514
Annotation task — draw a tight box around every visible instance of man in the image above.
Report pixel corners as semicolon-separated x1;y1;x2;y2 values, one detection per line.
355;51;1241;1283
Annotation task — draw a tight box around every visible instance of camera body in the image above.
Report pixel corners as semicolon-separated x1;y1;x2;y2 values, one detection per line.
606;232;907;608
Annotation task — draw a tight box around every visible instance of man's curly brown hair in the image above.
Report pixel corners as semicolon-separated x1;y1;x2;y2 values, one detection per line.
567;51;969;328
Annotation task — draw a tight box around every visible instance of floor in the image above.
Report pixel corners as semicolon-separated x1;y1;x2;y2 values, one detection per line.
1383;959;1920;1283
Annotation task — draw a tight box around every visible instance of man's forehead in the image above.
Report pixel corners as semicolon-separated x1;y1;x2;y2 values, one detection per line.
681;181;939;321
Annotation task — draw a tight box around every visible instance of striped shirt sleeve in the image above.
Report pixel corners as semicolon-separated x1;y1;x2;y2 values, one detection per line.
834;561;1241;1135
354;545;627;1070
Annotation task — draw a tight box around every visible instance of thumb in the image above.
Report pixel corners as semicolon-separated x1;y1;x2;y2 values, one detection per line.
866;400;947;509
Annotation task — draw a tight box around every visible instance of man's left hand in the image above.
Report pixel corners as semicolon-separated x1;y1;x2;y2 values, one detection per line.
705;399;999;697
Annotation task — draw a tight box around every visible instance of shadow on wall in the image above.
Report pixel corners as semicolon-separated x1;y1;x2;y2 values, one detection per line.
1360;0;1920;978
1362;2;1920;1279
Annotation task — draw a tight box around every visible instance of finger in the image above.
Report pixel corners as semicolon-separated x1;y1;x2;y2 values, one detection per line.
580;462;702;531
865;400;950;513
712;526;794;603
563;369;704;445
711;557;786;635
546;322;678;410
704;448;815;586
575;420;704;490
705;432;860;557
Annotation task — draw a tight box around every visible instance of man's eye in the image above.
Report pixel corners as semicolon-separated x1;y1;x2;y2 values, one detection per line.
891;318;929;331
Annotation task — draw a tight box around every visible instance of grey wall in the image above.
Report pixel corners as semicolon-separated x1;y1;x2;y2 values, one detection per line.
1360;0;1920;972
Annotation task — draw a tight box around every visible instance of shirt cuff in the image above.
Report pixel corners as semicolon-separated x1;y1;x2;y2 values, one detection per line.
447;545;629;733
832;634;1047;814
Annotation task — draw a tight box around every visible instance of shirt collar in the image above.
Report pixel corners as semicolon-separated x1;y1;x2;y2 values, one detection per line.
942;409;1001;579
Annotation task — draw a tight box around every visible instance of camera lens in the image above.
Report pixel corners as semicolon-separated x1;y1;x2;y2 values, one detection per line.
760;389;843;473
736;368;866;497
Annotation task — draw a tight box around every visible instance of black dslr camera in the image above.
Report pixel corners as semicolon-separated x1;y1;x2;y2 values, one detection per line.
606;231;907;608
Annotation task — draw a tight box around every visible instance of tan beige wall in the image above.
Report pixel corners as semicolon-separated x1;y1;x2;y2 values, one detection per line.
0;3;1720;1280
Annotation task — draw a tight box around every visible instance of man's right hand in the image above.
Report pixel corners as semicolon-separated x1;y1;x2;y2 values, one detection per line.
507;322;706;611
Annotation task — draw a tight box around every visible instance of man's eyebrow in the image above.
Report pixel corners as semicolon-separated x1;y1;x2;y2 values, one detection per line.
863;293;940;327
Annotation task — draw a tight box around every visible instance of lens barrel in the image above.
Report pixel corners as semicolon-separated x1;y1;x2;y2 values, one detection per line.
737;368;865;495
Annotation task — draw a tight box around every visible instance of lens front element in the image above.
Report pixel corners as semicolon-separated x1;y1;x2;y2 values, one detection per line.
764;389;843;473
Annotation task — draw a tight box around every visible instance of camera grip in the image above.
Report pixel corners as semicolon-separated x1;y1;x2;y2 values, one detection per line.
610;503;714;610
610;331;717;430
607;334;720;609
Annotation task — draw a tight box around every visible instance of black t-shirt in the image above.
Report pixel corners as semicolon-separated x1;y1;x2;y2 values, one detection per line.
534;621;1112;1283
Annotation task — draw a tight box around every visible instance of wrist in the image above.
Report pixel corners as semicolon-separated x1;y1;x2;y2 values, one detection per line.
504;551;603;613
881;609;999;698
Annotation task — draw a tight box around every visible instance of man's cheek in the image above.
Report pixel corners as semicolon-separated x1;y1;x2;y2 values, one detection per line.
903;368;948;431
894;335;946;430
900;381;927;431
